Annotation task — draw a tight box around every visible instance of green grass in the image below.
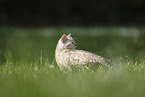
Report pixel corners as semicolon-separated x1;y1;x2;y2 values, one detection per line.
0;27;145;97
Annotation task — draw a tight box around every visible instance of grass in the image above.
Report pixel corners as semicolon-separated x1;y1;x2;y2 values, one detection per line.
0;27;145;97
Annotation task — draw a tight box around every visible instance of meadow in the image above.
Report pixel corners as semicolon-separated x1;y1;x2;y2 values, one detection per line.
0;27;145;97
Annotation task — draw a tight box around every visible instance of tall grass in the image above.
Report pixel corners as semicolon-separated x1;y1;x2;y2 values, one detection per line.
0;27;145;97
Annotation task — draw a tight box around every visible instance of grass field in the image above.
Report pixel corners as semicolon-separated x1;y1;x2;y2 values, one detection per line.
0;27;145;97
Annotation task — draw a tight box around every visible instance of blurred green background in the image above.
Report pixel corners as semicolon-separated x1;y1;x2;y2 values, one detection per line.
0;0;145;97
0;27;145;97
0;27;145;64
